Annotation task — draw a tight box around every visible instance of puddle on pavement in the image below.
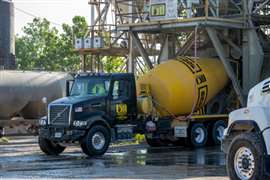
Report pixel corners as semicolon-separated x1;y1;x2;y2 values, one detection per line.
103;146;225;167
0;143;225;173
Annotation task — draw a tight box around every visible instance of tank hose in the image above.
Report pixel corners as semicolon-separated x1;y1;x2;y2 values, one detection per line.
187;25;199;119
173;25;199;121
151;98;179;120
150;25;200;121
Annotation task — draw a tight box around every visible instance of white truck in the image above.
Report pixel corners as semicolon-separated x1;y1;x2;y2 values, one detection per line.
222;78;270;180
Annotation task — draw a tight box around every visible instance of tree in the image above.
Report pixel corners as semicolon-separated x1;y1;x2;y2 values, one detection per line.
57;16;89;71
16;16;89;71
16;18;60;70
102;56;126;73
15;16;126;72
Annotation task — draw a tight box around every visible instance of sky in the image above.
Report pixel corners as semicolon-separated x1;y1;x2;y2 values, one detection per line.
13;0;92;35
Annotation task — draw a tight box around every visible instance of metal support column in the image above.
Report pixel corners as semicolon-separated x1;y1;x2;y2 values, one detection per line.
127;0;136;73
206;28;245;106
159;34;176;63
242;0;264;95
130;32;154;69
80;54;87;72
128;34;136;72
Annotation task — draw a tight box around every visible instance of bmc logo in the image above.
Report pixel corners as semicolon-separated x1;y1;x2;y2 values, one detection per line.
116;104;128;120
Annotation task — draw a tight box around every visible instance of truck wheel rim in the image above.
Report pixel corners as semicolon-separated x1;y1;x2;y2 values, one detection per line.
92;132;105;150
234;147;255;180
216;126;225;142
194;127;205;144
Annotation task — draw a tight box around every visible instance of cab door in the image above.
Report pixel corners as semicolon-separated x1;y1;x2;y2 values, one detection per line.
109;77;136;123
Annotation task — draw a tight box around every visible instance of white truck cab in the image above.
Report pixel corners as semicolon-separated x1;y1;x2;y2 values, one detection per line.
222;78;270;180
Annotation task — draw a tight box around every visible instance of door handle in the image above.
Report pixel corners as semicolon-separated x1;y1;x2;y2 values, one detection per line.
91;103;102;108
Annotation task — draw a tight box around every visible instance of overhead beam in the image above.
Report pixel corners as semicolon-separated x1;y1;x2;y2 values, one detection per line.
130;32;154;69
206;28;245;106
176;31;196;56
118;18;245;32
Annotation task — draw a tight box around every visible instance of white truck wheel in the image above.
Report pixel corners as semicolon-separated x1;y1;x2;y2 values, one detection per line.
226;133;265;180
80;125;111;157
189;123;208;148
211;120;226;145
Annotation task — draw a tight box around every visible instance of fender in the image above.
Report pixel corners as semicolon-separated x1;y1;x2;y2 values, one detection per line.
227;120;261;134
85;115;112;130
223;120;262;154
225;120;267;154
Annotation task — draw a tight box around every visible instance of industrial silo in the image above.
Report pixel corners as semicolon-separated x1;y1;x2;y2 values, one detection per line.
0;0;15;69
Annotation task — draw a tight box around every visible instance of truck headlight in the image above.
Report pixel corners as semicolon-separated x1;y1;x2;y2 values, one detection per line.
39;117;47;126
73;120;87;127
75;107;83;112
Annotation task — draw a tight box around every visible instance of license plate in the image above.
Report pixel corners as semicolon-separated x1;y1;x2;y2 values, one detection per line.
54;132;62;138
174;126;187;138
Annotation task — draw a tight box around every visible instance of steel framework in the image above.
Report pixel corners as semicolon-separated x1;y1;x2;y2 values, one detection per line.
79;0;270;106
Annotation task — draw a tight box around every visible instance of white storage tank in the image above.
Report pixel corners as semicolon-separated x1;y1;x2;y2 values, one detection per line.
0;71;72;119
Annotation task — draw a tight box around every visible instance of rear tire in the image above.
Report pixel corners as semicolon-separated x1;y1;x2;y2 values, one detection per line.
80;125;111;157
211;120;226;145
38;137;65;155
189;123;208;148
226;133;265;180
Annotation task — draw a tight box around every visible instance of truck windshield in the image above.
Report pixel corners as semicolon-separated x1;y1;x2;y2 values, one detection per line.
70;78;110;97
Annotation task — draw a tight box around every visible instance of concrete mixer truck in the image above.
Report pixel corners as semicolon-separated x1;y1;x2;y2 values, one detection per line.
38;57;230;156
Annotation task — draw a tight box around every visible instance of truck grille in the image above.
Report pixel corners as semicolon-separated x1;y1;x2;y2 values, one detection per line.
49;105;71;125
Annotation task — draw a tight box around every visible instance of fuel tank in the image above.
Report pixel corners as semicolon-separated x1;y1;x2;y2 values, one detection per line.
137;57;229;116
0;71;72;119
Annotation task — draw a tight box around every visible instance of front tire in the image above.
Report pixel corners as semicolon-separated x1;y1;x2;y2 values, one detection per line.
80;125;111;157
38;137;66;155
226;133;265;180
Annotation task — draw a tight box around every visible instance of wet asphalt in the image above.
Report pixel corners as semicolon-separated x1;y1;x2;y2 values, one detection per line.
0;137;228;180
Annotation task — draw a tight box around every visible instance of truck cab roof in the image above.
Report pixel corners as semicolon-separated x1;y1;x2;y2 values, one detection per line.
75;72;134;79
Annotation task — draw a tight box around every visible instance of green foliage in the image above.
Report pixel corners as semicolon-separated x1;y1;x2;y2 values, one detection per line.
16;16;87;71
102;56;126;73
16;16;126;72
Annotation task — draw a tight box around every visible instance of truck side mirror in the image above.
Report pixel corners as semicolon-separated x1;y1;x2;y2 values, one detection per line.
66;80;74;97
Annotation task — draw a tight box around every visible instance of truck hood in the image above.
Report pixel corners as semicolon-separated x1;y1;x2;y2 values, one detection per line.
50;95;105;105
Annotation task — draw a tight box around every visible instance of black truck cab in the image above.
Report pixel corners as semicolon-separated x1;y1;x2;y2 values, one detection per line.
39;73;137;156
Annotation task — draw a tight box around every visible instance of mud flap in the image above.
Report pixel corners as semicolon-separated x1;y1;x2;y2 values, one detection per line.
265;155;270;176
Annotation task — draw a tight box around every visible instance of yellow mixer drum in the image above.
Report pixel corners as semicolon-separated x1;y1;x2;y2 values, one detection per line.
136;57;229;116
